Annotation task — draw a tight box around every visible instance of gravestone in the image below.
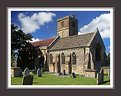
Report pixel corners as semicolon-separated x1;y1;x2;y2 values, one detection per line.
22;74;33;85
23;67;30;76
72;72;76;78
11;67;22;77
37;68;42;77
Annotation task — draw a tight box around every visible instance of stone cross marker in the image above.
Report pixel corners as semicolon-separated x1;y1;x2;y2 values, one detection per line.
37;68;42;77
23;67;30;76
22;74;33;85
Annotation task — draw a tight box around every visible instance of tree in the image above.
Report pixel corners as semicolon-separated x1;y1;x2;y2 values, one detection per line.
11;24;36;70
11;24;44;70
11;24;33;54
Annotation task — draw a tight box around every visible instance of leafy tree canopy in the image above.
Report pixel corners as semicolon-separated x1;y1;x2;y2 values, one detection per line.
11;24;44;70
11;24;33;53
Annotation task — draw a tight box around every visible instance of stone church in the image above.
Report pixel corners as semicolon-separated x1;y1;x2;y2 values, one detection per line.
32;15;108;78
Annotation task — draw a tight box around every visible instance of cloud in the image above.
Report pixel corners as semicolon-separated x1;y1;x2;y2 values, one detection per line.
18;12;56;34
78;13;110;39
28;38;40;43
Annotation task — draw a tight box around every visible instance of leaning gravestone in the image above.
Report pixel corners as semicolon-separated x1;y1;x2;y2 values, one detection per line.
72;72;76;78
22;74;33;85
23;67;30;76
37;68;42;77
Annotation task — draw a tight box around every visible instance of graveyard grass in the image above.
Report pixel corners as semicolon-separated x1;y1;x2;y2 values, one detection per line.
11;72;110;85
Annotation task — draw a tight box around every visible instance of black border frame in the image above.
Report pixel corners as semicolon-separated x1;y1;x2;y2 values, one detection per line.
7;7;114;89
0;0;119;96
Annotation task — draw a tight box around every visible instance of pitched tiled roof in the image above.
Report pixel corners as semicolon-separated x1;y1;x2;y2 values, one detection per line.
50;32;96;51
32;37;56;47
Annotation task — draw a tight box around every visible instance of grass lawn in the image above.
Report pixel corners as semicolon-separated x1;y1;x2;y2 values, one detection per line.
11;72;110;85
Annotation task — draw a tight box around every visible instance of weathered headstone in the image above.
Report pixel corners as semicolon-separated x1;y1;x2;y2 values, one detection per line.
22;74;33;85
23;67;30;76
37;68;42;77
11;67;22;77
72;72;76;78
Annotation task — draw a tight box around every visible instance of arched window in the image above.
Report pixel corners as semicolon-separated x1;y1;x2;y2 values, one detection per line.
50;54;53;64
61;53;65;64
88;52;91;69
95;44;101;62
72;52;76;64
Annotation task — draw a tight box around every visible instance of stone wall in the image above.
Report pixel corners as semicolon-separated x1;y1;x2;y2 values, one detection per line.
49;48;88;75
48;32;108;78
84;69;97;78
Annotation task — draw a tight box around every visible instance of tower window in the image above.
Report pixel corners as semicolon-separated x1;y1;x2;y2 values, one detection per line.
61;21;64;28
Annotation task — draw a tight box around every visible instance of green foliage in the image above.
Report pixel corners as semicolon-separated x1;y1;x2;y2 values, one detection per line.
11;24;33;53
11;24;37;70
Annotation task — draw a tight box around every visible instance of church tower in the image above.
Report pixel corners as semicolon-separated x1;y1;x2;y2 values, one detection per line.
57;15;78;38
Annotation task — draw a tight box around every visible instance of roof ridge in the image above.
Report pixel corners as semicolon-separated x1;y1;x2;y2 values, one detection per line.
60;31;96;39
32;37;56;44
